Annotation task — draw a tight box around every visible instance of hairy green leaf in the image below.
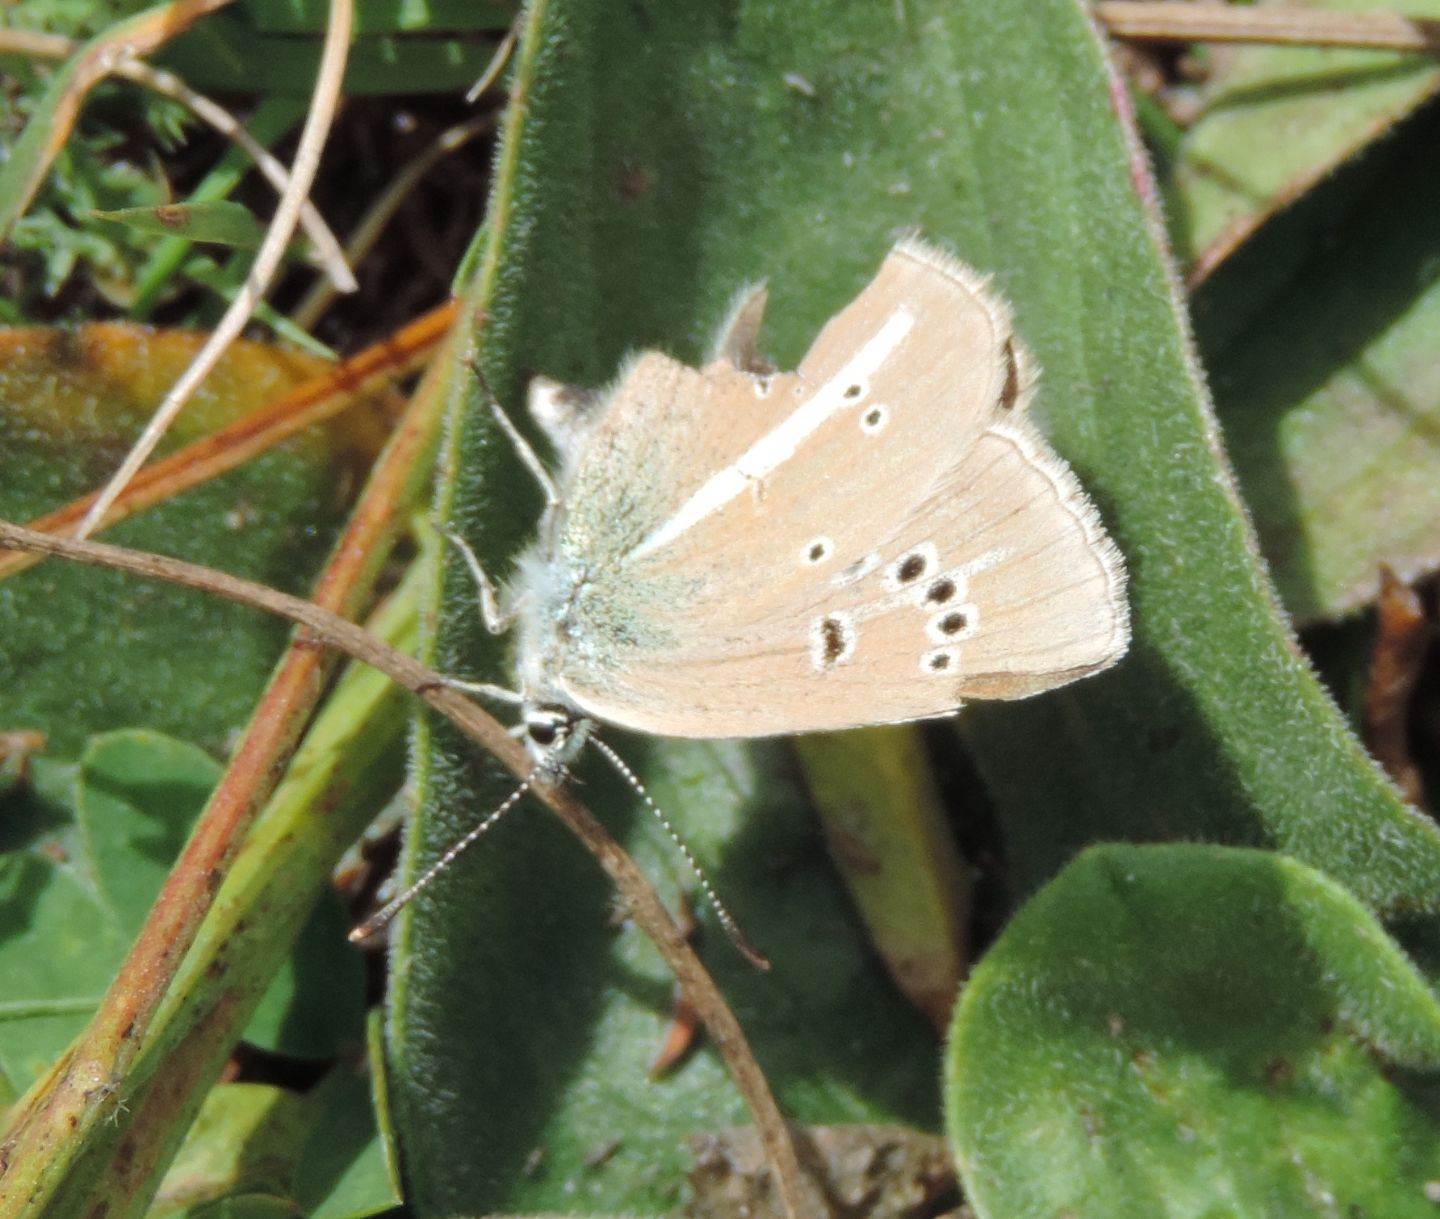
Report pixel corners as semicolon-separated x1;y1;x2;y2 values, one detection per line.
948;844;1440;1219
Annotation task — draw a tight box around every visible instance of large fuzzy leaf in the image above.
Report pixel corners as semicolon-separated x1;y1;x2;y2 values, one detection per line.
1192;98;1440;623
389;0;1440;1213
948;845;1440;1219
1171;0;1440;272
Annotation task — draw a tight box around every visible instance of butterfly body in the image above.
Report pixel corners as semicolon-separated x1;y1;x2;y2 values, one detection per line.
501;238;1129;762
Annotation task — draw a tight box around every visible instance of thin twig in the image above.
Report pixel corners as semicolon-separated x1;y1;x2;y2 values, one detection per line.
1096;2;1440;53
76;0;355;539
0;519;822;1219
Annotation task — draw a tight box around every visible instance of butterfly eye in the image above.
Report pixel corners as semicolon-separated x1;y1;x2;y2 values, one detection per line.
527;719;560;747
525;706;574;749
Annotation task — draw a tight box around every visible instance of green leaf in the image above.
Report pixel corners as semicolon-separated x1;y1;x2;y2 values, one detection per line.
0;732;214;1099
152;1069;398;1219
4;570;418;1217
1171;0;1440;272
395;731;937;1214
130;96;309;320
176;1198;300;1219
76;731;222;934
947;844;1440;1219
154;1083;300;1218
0;730;371;1100
296;1029;401;1219
392;0;1440;1211
0;326;357;755
922;10;1440;910
92;201;267;249
792;726;968;1032
0;2;199;247
238;895;366;1062
1192;103;1440;622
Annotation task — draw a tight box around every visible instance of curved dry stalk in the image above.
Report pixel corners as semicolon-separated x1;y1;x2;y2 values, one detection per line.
1097;1;1440;53
0;519;825;1219
76;0;355;540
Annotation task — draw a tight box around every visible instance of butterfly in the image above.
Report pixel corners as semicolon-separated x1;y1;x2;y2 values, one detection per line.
459;237;1129;767
357;237;1130;945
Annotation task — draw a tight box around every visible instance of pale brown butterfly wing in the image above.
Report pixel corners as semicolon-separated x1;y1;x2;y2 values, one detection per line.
543;239;1128;738
543;351;781;570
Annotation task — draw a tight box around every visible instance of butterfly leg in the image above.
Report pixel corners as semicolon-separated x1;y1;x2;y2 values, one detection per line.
431;526;525;703
465;359;561;506
486;398;560;506
429;674;523;703
439;526;517;636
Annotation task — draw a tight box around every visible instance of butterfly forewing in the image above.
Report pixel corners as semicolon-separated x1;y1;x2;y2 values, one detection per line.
544;240;1128;738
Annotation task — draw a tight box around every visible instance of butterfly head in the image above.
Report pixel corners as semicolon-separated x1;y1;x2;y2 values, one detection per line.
522;702;592;772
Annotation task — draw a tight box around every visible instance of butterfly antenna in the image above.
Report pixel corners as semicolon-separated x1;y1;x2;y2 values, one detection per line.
347;769;544;943
588;735;771;971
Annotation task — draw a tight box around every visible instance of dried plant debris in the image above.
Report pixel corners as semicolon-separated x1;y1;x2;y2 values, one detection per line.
1363;567;1431;806
685;1124;956;1219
